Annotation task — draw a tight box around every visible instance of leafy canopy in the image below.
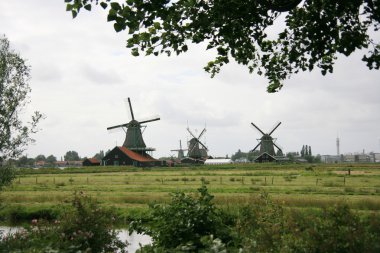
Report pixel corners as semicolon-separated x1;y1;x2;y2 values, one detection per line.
0;35;43;162
66;0;380;92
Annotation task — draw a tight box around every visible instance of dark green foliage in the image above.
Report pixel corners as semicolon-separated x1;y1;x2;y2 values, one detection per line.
0;192;126;253
65;0;380;92
130;185;232;251
281;204;380;253
64;150;80;161
2;206;60;224
130;186;380;252
235;192;287;252
0;166;15;190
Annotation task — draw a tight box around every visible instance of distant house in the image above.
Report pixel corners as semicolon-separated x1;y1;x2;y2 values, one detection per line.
55;161;69;167
320;155;339;163
102;146;160;167
35;161;46;167
82;158;101;166
67;161;83;167
374;153;380;163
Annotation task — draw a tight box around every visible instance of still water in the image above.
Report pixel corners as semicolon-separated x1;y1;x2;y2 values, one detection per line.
0;226;152;253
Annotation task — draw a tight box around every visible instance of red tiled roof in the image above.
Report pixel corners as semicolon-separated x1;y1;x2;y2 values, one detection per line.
88;158;100;164
118;146;157;162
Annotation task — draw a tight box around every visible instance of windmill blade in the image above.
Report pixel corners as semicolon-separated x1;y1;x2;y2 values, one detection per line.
187;127;197;139
188;141;197;154
198;128;207;139
177;140;187;151
139;116;160;124
273;141;283;152
126;97;135;120
251;122;265;135
250;141;261;152
268;121;282;136
107;122;129;131
197;139;208;151
107;127;125;134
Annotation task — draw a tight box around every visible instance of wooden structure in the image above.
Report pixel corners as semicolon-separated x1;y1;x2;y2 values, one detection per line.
106;97;160;166
82;158;101;166
250;122;283;163
185;127;208;162
102;146;159;167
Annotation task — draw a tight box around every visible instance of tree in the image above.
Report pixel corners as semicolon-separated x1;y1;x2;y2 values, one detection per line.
35;154;46;162
94;150;105;160
66;0;380;92
0;36;43;161
0;35;42;189
64;151;80;161
301;145;305;157
46;155;57;165
16;155;35;167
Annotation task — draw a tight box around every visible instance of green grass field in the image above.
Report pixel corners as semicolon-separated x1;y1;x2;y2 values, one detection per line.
1;163;380;223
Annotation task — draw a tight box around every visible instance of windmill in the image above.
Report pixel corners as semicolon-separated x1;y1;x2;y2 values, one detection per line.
171;140;187;159
107;97;160;154
186;127;208;160
250;122;283;157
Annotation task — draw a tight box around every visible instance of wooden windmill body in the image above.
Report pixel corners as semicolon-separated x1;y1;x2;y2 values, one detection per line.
171;140;187;159
250;122;283;162
107;98;160;155
186;127;208;160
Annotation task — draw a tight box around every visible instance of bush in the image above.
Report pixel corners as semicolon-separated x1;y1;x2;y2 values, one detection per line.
0;192;126;253
130;185;232;251
0;166;16;190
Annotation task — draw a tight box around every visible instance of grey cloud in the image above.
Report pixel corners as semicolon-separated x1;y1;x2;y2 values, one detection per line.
82;65;123;85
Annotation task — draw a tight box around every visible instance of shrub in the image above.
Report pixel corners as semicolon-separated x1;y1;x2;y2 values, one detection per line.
0;166;16;190
130;185;232;251
0;192;126;252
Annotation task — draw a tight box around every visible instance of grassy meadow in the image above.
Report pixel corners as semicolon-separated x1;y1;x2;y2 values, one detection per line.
1;163;380;224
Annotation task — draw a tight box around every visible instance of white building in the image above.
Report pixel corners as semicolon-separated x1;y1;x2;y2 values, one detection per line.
204;158;233;165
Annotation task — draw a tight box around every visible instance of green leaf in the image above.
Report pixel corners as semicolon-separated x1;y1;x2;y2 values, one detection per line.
100;2;108;9
107;9;117;22
84;4;92;11
66;4;73;11
110;2;121;10
114;23;125;32
131;48;140;56
71;10;78;18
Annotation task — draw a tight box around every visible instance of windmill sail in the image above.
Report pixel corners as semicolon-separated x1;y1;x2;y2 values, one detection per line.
107;97;160;153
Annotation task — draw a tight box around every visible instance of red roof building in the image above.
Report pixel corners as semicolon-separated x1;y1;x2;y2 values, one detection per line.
102;146;160;167
82;158;101;166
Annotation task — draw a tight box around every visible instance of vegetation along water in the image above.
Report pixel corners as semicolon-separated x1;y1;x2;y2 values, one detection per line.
1;163;380;252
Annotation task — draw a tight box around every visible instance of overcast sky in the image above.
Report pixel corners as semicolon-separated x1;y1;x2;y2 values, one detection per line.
1;1;380;159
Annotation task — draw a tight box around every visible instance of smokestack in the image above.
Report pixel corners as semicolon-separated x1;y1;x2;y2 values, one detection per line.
336;137;340;156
